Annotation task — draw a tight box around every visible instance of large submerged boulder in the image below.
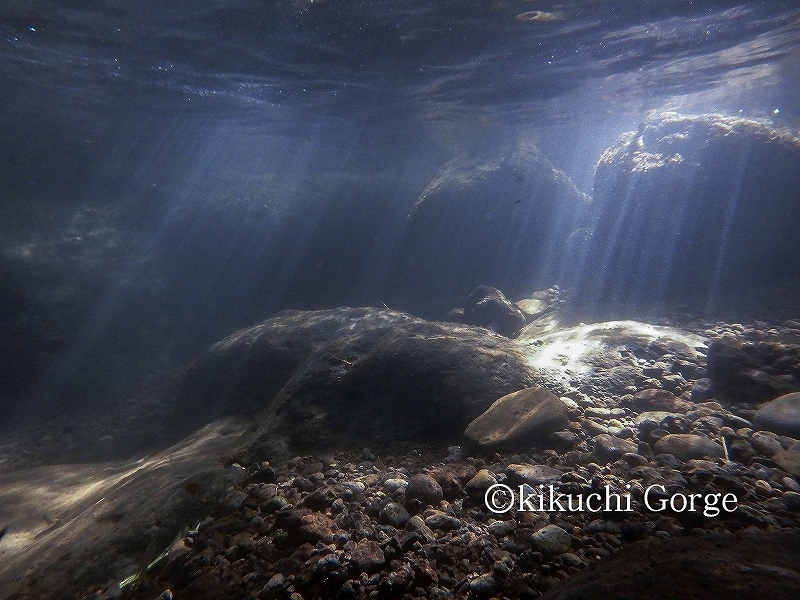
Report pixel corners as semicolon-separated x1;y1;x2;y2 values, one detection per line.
576;112;800;314
177;307;539;451
388;140;591;316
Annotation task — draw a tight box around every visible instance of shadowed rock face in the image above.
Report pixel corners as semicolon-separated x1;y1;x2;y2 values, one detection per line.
176;309;708;454
176;307;539;451
576;112;800;314
538;528;800;600
388;140;591;316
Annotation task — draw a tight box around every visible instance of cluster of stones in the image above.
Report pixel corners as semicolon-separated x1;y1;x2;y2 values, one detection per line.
121;403;800;600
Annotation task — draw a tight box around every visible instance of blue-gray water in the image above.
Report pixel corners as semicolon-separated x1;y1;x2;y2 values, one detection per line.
1;1;800;423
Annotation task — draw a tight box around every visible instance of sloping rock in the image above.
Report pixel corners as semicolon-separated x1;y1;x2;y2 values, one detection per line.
539;529;800;600
462;285;526;337
177;307;418;419
754;392;800;438
205;308;541;453
575;112;800;313
463;386;568;449
772;444;800;477
388;140;591;314
0;418;250;600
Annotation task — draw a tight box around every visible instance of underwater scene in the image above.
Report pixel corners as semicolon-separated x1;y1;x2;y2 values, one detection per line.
2;1;800;598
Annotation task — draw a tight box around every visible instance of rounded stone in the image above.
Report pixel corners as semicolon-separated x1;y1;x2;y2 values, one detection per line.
782;491;800;511
468;574;498;600
378;502;411;528
592;434;638;464
465;469;497;498
653;433;724;461
754;392;800;438
405;473;443;506
530;524;572;557
383;478;408;494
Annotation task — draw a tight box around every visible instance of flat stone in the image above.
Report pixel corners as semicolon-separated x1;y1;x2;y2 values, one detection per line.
754;393;800;438
405;515;436;542
505;463;563;486
280;509;338;544
623;389;694;413
464;386;569;449
424;511;462;531
585;407;627;420
653;434;724;461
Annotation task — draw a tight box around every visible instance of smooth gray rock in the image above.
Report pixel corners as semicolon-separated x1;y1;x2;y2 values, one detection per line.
653;434;724;461
505;463;563;486
530;524;572;557
378;502;410;528
592;434;638;464
754;393;800;438
405;474;444;506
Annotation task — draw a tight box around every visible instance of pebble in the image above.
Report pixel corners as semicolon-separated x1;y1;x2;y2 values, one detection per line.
383;478;408;494
530;524;572;557
349;539;385;574
585;407;627;420
592;434;638;464
424;511;462;531
378;502;410;528
405;474;443;506
404;515;436;542
465;469;497;497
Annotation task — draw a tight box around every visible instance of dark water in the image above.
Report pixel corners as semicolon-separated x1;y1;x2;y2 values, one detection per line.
1;1;800;422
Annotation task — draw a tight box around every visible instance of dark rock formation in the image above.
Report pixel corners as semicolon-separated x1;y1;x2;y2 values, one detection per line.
462;285;526;337
576;112;800;315
538;529;800;600
178;307;539;452
388;140;591;316
754;392;800;438
706;334;800;403
177;307;417;420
